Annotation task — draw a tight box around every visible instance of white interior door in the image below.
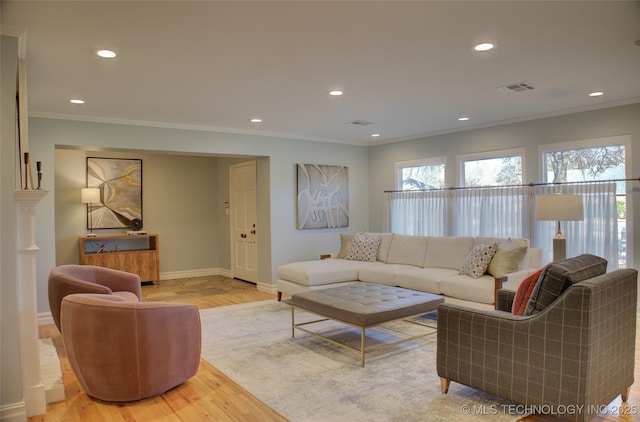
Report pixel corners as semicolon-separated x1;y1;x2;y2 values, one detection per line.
229;161;258;283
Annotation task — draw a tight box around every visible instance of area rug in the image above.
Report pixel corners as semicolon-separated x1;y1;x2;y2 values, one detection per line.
39;338;65;403
200;300;523;421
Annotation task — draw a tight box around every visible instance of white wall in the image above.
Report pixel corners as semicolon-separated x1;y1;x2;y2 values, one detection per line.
368;102;640;269
28;117;370;312
0;33;25;418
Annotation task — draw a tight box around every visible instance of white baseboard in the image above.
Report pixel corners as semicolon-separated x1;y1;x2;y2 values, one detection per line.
38;312;54;326
159;267;233;280
256;281;277;295
0;401;27;422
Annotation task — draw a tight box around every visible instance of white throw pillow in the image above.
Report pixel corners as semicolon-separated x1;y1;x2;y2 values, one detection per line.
345;232;382;262
459;243;498;279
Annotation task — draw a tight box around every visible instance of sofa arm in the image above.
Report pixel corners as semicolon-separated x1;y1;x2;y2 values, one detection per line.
501;268;538;290
495;289;515;312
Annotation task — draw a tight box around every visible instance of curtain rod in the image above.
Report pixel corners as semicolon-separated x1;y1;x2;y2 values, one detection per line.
383;177;640;194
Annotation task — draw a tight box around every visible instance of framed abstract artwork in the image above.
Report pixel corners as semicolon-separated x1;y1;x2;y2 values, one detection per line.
86;157;142;229
297;163;349;229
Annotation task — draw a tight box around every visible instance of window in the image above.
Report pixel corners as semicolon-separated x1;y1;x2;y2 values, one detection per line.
395;157;445;190
540;136;629;267
459;149;523;187
385;140;628;268
451;149;526;237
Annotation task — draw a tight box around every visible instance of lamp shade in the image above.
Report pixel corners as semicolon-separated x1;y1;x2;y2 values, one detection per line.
81;188;100;204
535;194;584;221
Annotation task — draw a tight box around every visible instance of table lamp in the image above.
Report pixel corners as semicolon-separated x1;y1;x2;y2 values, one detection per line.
535;193;584;262
81;188;101;237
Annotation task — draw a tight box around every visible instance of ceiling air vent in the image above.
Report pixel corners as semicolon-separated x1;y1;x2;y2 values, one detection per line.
497;82;535;94
347;120;373;126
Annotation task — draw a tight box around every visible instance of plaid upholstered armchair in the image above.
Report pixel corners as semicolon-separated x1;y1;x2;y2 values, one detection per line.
437;255;637;422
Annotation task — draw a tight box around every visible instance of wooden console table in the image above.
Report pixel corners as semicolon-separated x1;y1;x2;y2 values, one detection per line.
79;234;160;284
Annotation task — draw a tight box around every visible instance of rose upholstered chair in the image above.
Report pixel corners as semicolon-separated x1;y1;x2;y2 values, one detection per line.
60;293;201;402
437;254;638;422
48;264;142;332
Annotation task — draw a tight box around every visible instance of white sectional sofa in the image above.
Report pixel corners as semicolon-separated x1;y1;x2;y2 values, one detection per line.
277;233;541;310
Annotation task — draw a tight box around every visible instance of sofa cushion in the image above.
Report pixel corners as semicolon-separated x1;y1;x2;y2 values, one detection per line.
112;291;141;303
387;234;430;267
393;267;451;294
524;254;607;315
277;259;372;287
369;232;394;263
345;232;382;262
459;243;498;278
339;232;394;262
511;267;544;316
423;237;474;270
358;264;402;285
439;274;496;305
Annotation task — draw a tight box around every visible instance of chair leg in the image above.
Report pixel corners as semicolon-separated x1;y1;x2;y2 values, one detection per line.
440;378;450;394
277;291;282;301
621;386;631;402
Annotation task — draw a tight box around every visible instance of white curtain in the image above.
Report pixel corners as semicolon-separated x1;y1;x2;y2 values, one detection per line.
450;186;530;238
532;182;618;268
384;181;619;267
383;190;449;236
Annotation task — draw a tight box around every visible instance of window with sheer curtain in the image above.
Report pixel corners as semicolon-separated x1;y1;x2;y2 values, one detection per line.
384;140;626;267
383;182;620;267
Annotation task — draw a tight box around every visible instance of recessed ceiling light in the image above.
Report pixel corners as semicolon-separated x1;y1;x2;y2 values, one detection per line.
329;90;344;96
473;43;495;52
249;118;262;123
371;133;380;137
589;91;604;97
97;49;117;59
70;99;85;104
458;116;470;121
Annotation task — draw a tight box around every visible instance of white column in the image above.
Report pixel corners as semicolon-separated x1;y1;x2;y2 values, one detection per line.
14;189;48;417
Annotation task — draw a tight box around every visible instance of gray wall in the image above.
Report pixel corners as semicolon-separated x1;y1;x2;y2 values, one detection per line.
54;149;225;272
368;102;640;269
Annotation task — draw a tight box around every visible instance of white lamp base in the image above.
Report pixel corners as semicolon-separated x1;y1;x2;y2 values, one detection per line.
552;238;566;262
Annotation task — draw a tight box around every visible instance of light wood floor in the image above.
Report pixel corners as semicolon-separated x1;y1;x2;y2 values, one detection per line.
31;276;639;422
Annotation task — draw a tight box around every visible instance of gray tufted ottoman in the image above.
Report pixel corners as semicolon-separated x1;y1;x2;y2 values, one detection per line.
284;282;444;366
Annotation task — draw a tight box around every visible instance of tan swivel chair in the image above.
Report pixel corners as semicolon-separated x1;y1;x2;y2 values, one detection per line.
48;264;142;331
61;293;201;402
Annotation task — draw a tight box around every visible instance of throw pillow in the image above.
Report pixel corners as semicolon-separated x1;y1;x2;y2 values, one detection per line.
337;233;352;259
345;232;382;262
459;243;498;279
524;254;607;316
511;267;544;316
487;245;528;278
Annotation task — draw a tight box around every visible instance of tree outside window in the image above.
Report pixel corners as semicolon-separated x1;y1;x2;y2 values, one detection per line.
462;155;522;187
543;144;626;267
396;158;446;191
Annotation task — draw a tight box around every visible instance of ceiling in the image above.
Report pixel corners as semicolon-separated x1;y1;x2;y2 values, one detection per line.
2;1;640;147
